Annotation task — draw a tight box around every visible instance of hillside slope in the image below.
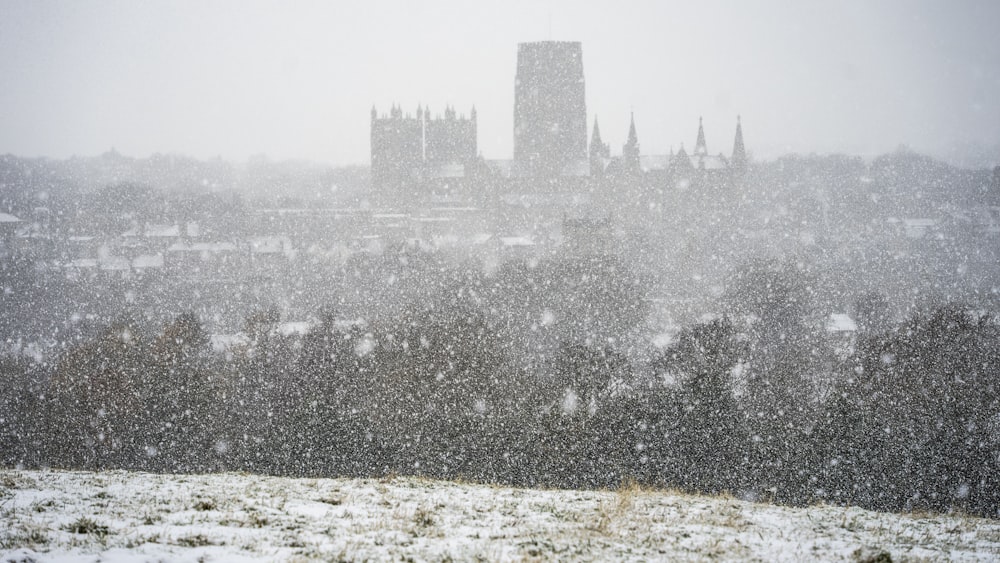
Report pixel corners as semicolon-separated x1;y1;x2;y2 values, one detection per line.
2;469;999;562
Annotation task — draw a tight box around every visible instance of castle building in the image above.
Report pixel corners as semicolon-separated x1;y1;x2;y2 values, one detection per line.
513;41;588;178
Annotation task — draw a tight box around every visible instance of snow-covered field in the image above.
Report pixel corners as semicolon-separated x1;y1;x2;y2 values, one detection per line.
2;469;999;562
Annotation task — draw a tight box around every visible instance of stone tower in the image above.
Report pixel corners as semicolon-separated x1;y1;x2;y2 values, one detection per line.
370;104;477;193
513;41;587;178
424;105;477;165
370;104;424;193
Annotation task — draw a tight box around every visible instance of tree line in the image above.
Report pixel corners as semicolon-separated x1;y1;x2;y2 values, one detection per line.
1;257;997;518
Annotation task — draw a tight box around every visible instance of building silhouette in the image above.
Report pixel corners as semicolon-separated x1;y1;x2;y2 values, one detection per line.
370;105;422;193
622;112;641;176
513;41;588;178
589;116;610;177
731;115;747;174
426;105;478;165
370;104;477;194
368;41;748;202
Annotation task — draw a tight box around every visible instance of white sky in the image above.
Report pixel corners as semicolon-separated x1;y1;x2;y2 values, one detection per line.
1;0;998;166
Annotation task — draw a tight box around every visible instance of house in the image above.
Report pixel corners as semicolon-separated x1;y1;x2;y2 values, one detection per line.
0;212;21;245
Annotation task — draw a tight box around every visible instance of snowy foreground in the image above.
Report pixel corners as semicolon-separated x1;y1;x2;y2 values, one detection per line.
2;470;999;562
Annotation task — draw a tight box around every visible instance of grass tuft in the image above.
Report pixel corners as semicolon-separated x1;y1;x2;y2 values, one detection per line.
193;498;217;511
414;506;436;528
1;525;49;549
175;533;216;547
65;517;110;537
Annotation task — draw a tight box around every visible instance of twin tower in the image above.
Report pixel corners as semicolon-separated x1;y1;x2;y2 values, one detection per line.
371;41;745;191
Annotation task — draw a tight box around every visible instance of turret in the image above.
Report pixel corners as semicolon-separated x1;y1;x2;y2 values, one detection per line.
694;116;708;157
626;113;638;148
589;116;610;177
623;112;641;175
731;115;747;173
590;117;606;155
673;143;693;170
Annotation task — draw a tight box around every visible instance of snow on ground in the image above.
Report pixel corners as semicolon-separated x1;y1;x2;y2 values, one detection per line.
2;469;999;562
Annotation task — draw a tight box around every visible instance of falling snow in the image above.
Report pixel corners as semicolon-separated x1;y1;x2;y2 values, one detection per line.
2;7;1000;560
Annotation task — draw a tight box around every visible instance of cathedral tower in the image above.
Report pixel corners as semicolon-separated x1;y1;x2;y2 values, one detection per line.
370;104;477;193
513;41;587;178
370;104;424;193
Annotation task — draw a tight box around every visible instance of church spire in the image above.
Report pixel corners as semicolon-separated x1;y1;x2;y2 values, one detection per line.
626;112;638;147
731;115;747;173
694;116;708;156
591;117;604;152
623;112;641;175
590;116;610;177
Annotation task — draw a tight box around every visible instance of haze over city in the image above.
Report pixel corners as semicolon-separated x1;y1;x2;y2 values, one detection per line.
1;0;999;166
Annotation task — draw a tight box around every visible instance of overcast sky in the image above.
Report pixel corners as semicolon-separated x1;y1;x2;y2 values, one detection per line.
1;0;998;166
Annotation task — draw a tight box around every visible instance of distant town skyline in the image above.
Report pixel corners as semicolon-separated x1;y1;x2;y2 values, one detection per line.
1;0;999;167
